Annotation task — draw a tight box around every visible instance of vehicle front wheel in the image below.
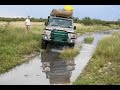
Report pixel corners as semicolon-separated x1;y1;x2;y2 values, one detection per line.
41;39;48;49
69;43;75;48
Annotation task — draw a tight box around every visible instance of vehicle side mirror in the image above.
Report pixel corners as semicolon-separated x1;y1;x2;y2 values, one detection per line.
74;26;76;30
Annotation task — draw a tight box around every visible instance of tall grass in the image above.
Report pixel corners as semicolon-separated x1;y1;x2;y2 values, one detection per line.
73;32;120;85
74;23;119;34
0;21;43;74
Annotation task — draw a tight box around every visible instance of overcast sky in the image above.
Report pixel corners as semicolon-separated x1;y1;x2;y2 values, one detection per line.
0;5;120;21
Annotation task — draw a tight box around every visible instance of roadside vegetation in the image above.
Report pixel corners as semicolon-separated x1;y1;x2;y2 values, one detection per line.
73;32;120;85
84;37;94;44
75;23;119;34
0;21;44;74
74;17;120;34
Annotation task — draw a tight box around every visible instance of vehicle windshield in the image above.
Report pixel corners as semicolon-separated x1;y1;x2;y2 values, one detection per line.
48;17;72;28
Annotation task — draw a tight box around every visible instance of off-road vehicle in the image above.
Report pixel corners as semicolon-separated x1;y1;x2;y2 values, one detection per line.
41;9;77;49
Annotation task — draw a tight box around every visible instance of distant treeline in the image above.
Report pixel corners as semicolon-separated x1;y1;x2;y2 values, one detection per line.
0;17;120;26
0;17;46;22
74;17;120;26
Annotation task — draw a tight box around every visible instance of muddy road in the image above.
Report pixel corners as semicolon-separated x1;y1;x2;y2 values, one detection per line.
0;30;119;85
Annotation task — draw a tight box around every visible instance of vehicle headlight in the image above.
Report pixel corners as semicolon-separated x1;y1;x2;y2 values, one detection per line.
42;30;51;40
70;39;73;43
68;33;77;39
72;34;76;39
42;35;48;40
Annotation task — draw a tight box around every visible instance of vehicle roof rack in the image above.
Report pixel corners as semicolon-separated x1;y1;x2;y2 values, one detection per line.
50;15;73;19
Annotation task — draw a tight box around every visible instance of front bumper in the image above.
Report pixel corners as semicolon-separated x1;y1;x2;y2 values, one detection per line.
42;34;76;45
42;38;75;46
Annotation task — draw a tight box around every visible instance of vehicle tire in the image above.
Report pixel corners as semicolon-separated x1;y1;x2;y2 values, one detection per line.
69;43;75;48
41;39;48;49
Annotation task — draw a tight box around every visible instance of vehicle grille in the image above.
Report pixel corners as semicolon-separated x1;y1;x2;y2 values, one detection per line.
50;30;68;42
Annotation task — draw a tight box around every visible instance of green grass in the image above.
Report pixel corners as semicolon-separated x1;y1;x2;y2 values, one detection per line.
73;32;120;85
0;21;43;74
59;47;80;60
75;23;120;34
84;37;94;44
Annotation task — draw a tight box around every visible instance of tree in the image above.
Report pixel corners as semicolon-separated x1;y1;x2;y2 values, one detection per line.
81;17;93;25
73;17;79;23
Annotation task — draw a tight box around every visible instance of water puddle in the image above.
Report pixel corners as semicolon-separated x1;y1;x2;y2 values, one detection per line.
0;30;119;85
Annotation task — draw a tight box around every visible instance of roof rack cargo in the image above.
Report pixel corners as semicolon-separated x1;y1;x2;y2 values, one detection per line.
50;9;73;19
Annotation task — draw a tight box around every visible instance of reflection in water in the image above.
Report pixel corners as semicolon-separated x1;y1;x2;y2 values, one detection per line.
41;50;76;84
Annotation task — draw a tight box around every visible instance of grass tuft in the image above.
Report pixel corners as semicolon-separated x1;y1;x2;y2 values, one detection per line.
84;37;94;44
59;47;80;60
